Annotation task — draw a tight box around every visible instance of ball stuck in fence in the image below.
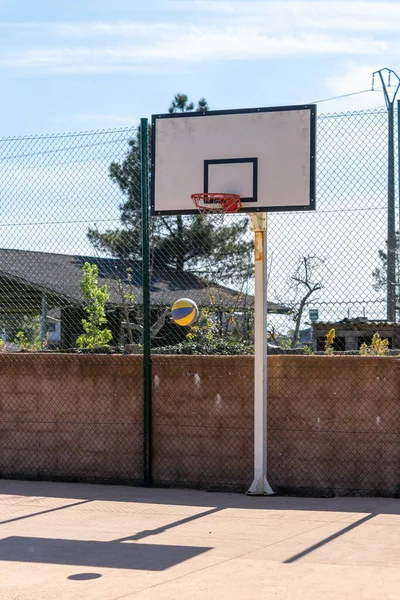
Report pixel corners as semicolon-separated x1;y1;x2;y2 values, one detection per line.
171;298;199;326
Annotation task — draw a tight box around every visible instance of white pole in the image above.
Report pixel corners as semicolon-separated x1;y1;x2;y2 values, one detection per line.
247;213;274;495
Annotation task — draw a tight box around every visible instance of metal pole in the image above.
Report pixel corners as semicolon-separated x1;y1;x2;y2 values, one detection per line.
373;69;400;322
141;117;152;486
387;101;396;321
247;213;274;495
398;99;400;234
40;295;47;347
397;99;400;318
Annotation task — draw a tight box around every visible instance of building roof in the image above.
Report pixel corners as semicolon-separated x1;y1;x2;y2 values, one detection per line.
311;318;400;331
0;249;290;314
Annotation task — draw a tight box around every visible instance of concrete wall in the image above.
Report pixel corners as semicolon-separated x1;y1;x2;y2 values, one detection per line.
0;354;399;496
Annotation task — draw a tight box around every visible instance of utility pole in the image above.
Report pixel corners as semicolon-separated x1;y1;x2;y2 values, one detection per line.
372;68;400;322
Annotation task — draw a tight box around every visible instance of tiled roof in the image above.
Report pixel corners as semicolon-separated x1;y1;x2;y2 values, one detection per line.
0;249;290;313
311;319;400;331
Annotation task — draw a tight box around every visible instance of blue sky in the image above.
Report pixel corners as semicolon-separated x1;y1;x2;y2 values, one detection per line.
1;0;399;136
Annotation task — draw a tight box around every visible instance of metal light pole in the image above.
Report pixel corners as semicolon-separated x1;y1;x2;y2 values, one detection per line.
373;68;400;322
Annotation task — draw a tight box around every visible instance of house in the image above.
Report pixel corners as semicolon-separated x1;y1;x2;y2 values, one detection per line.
0;249;291;349
46;309;62;348
311;318;400;351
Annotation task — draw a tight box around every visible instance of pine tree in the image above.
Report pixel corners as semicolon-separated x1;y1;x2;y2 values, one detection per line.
372;233;400;315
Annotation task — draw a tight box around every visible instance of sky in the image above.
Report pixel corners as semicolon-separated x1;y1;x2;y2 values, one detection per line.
1;0;400;135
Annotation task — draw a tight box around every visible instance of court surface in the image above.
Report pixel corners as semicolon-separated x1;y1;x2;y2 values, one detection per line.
0;480;399;599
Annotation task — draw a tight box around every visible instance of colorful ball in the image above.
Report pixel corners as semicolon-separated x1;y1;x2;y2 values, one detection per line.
171;298;199;327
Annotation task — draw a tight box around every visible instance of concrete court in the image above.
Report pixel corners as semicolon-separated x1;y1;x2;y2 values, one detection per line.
0;480;400;600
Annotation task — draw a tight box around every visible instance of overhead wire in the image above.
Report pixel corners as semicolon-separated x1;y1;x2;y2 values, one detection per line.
311;87;382;105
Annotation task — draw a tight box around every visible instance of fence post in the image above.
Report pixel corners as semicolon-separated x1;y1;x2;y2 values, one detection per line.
373;69;400;322
398;99;400;235
387;101;396;322
141;117;152;486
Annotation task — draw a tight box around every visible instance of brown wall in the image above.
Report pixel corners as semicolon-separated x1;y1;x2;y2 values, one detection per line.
0;354;144;484
1;354;400;496
267;356;400;496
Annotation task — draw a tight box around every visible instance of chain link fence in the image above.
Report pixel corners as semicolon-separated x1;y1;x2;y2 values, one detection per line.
0;107;399;495
0;127;145;483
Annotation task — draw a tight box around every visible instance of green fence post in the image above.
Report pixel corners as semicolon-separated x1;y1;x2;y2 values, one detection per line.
398;99;400;233
140;117;152;486
387;100;396;321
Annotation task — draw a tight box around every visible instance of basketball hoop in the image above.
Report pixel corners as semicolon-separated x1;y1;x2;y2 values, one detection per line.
191;193;242;226
191;193;242;214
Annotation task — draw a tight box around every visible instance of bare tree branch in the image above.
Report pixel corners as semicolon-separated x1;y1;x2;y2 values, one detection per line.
290;255;325;348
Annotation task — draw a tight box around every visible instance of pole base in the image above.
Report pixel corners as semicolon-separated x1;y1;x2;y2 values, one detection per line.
246;476;275;496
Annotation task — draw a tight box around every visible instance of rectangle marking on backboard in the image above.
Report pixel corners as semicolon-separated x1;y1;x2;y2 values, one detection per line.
204;158;258;203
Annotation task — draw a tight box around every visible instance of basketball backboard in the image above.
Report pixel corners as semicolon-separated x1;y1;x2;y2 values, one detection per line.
151;104;316;215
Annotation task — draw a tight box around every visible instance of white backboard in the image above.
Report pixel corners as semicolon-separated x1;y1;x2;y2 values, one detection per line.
151;105;316;215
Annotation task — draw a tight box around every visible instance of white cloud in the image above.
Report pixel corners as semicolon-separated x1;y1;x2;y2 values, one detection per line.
72;113;139;124
181;1;400;33
0;31;397;74
1;2;399;75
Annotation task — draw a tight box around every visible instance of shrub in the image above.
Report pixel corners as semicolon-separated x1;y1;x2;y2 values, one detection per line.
360;332;389;356
76;263;113;350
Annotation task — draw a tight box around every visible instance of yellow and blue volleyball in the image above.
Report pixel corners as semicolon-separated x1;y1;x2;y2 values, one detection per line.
171;298;199;327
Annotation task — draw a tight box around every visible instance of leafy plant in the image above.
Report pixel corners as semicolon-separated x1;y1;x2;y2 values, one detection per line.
269;327;294;349
1;314;41;346
302;344;313;355
76;262;113;350
153;307;255;355
186;309;216;344
14;331;31;351
325;328;335;355
154;339;254;355
359;332;389;356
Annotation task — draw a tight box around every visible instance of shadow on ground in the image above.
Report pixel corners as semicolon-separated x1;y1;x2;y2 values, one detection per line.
1;479;400;514
0;536;211;571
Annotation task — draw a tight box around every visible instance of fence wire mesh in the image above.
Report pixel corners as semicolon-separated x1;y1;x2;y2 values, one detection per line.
0;127;145;483
0;107;399;495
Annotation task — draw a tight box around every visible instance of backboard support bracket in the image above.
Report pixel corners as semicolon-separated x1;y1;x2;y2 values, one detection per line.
248;212;267;232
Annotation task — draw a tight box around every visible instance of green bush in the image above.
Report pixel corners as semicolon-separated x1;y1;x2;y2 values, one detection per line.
76;262;113;350
153;339;254;355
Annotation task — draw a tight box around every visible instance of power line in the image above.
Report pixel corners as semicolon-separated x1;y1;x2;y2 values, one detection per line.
0;217;121;228
0;126;136;143
0;138;131;163
311;87;381;105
